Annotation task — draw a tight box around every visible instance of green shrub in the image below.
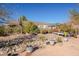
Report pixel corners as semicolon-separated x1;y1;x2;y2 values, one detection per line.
73;34;77;38
19;16;40;34
40;29;48;34
39;35;47;42
70;29;77;38
13;27;20;33
9;26;20;34
0;25;10;36
22;21;39;34
0;26;5;36
48;29;52;33
30;24;40;34
56;37;62;43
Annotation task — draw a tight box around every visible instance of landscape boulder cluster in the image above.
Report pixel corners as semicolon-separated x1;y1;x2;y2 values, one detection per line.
0;34;37;56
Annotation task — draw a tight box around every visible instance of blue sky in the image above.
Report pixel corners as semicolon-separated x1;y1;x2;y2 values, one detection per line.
1;3;79;24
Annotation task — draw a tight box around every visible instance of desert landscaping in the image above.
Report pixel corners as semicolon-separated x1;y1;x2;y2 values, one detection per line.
0;33;79;56
0;3;79;56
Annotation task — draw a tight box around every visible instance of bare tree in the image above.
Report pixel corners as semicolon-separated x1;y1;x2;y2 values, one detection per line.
69;9;79;25
0;4;11;22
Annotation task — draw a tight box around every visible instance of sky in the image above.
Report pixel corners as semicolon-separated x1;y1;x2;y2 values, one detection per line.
0;3;79;24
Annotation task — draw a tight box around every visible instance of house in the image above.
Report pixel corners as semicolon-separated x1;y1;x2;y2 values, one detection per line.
34;22;54;30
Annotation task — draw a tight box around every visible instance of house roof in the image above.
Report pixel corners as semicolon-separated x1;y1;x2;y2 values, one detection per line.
33;21;54;27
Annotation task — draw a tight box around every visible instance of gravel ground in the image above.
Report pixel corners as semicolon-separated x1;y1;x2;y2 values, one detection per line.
31;34;79;56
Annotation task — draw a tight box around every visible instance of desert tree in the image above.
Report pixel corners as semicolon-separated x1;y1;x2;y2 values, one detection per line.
0;4;11;22
18;16;28;33
69;9;79;25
